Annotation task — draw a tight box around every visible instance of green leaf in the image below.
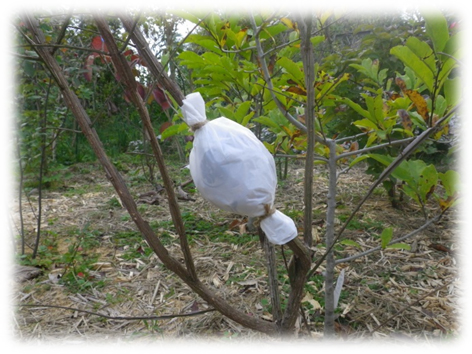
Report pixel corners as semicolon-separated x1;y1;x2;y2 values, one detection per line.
423;11;449;53
405;37;435;73
353;119;378;131
439;170;459;197
253;116;281;132
390;45;434;92
348;154;370;168
278;57;305;85
367;154;412;184
417;164;438;202
241;111;255;127
263;141;275;154
340;97;370;119
380;227;393;249
178;51;205;68
218;106;234;120
340;239;361;248
444;77;460;108
310;35;325;47
234;101;252;123
161;123;188;140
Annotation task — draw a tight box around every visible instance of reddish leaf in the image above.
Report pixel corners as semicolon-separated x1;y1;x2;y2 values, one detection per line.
398;109;413;131
91;36;108;52
268;54;277;75
349;141;359;152
228;219;243;230
124;90;132;103
123;49;134;57
159;121;173;137
152;86;170;110
429;243;451;253
137;84;145;100
285;85;307;95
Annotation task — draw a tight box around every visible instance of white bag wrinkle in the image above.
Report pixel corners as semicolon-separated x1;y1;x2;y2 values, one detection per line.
181;92;297;245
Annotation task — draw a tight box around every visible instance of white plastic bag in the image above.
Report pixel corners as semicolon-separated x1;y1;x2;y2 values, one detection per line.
181;92;297;245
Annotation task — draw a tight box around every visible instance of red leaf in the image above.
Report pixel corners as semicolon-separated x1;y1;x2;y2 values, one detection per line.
91;36;108;52
152;86;170;110
137;84;145;100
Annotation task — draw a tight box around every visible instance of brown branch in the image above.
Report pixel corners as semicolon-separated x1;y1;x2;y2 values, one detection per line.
119;15;185;106
17;303;217;321
51;14;71;55
94;15;198;281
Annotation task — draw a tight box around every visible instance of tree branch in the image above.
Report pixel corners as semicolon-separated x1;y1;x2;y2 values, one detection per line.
335;214;442;265
337;137;416;160
17;303;217;321
95;15;198;281
249;14;308;134
119;15;185;106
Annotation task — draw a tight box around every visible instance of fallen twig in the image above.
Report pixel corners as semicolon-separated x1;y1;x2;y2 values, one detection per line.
17;303;217;321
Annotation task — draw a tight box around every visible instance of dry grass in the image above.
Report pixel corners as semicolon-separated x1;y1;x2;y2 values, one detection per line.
11;158;461;343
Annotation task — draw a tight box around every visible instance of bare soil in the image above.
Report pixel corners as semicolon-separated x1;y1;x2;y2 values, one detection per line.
11;158;461;344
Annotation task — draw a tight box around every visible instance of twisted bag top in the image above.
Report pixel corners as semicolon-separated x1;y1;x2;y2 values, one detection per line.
180;92;297;245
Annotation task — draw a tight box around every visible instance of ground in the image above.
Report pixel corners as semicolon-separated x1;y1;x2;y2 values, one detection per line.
11;155;460;343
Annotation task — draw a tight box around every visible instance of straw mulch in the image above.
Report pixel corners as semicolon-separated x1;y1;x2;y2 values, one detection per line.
11;159;461;343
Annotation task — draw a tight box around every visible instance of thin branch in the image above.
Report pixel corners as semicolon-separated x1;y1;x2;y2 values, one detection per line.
249;14;308;135
274;153;328;163
51;14;71;55
299;14;315;247
335;131;370;143
17;304;216;321
337;136;416;160
16;42;110;56
120;13;140;53
335;214;442;265
323;140;337;336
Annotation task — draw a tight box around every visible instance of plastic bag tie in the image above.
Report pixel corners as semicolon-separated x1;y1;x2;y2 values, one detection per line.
254;204;276;228
190;120;208;132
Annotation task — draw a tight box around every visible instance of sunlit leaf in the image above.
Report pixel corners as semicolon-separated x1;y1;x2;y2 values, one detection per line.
390;45;434;92
423;10;449;53
280;17;298;32
340;239;362;248
278;57;304;85
380;227;393;249
439;170;459;197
